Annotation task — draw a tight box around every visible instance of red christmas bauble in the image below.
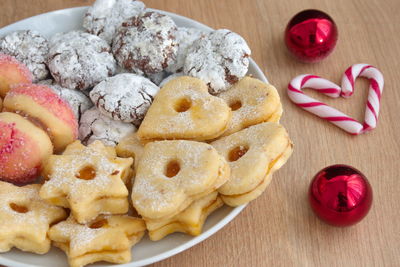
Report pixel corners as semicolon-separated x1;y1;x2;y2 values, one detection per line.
309;164;372;226
285;9;338;62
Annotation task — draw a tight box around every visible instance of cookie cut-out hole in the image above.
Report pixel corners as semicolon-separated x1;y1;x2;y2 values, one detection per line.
229;100;242;111
174;98;192;112
76;165;96;180
228;145;249;162
89;219;108;229
9;203;29;213
165;160;181;178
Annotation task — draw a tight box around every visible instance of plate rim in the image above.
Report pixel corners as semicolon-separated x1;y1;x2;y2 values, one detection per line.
0;6;269;267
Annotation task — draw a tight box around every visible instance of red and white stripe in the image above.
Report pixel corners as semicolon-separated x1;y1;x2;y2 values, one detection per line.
287;64;384;135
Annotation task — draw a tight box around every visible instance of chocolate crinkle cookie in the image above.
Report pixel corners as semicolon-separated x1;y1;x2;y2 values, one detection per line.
166;27;206;73
0;30;49;82
48;31;117;90
184;29;251;94
79;107;136;146
83;0;145;44
38;79;93;121
90;73;159;126
112;11;178;76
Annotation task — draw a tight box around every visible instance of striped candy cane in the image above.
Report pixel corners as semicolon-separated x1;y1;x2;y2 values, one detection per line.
287;64;384;135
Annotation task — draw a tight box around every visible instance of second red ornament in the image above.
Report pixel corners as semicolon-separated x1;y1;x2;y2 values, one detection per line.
285;9;338;62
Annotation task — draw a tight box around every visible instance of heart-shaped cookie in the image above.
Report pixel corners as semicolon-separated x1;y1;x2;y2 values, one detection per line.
137;76;232;142
287;64;384;135
131;140;230;220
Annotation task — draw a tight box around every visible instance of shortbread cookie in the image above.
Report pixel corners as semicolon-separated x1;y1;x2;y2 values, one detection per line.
48;31;116;90
38;79;93;121
0;30;49;81
112;11;178;75
83;0;145;44
146;191;223;241
0;112;53;184
184;29;251;94
211;122;293;206
166;27;206;73
137;76;231;142
90;73;159;126
0;181;67;254
79;107;136;146
116;132;144;169
40;140;132;223
218;76;282;136
132;140;230;220
49;215;146;267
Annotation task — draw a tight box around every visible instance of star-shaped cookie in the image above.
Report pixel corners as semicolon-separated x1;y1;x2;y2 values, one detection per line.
40;140;133;223
49;215;146;267
0;181;66;254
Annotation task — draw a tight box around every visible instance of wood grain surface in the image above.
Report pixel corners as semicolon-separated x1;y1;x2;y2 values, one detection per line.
1;0;399;266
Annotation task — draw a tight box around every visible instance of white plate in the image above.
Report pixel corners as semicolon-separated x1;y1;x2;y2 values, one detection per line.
0;7;268;267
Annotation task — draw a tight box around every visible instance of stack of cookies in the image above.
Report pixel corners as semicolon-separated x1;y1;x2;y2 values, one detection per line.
0;0;293;266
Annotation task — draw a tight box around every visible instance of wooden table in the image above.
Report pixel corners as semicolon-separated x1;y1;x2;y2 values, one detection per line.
1;0;399;266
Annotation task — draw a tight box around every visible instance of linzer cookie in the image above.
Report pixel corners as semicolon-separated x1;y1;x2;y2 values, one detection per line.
0;181;67;254
218;76;282;136
146;191;223;241
49;215;146;267
137;76;232;142
211;122;293;206
116;132;144;170
131;140;230;220
40;140;133;223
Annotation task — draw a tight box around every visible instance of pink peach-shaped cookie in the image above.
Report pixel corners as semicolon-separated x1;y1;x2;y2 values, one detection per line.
3;84;78;152
0;54;32;98
0;112;53;184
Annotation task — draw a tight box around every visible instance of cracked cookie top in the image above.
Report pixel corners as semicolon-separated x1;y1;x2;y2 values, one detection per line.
184;29;251;94
83;0;145;44
0;30;49;82
38;79;93;122
48;31;117;90
89;73;159;126
112;11;178;76
79;107;136;146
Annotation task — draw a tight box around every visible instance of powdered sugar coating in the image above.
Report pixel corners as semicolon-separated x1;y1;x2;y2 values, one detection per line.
48;31;117;90
90;73;159;126
166;27;205;73
184;29;251;94
0;30;49;82
83;0;145;44
79;107;136;146
112;11;178;75
38;80;93;121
